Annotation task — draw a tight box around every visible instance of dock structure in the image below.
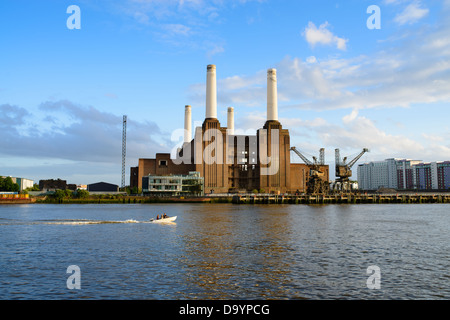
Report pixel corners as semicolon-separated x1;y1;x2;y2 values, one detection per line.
0;194;34;204
230;193;450;204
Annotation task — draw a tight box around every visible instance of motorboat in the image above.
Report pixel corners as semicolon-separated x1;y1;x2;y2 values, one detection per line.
151;216;177;223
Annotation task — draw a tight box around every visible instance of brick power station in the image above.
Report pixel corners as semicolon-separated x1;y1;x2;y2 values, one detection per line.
130;65;329;194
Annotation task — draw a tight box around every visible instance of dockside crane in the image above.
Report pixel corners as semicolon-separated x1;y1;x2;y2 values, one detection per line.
334;148;369;192
290;147;329;194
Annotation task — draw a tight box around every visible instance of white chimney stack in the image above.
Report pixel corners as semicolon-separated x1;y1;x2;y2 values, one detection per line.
227;107;234;135
267;68;278;121
184;105;192;143
206;64;217;119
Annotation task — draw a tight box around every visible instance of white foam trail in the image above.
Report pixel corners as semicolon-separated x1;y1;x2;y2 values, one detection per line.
43;219;145;225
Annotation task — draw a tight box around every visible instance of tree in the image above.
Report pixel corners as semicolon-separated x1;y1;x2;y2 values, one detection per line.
25;184;40;192
75;189;89;199
53;189;73;201
0;177;20;192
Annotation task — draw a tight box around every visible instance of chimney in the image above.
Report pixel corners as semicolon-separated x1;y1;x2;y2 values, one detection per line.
227;107;234;135
184;105;192;143
205;64;217;119
267;68;278;121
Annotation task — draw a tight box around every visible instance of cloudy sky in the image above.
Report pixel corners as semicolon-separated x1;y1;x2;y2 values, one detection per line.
1;0;450;185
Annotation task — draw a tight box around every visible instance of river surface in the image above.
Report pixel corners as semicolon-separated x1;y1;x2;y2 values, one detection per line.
0;203;448;300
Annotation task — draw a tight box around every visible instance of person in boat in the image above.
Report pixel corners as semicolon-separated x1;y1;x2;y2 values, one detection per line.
156;214;160;220
163;213;168;219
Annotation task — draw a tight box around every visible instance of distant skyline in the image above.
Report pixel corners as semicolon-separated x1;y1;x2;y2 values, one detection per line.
1;0;449;185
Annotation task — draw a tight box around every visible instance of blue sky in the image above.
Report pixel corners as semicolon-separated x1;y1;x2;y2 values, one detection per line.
1;0;450;185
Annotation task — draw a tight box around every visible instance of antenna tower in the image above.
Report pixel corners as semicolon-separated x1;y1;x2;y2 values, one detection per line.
121;115;127;189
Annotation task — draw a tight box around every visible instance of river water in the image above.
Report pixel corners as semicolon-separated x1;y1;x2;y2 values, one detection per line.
0;203;448;300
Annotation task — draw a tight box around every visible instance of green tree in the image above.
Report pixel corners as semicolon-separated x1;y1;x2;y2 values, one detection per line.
25;184;40;192
53;189;73;201
75;189;89;199
0;177;20;192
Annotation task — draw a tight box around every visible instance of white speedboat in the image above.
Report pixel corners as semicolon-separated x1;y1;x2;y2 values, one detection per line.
151;216;177;223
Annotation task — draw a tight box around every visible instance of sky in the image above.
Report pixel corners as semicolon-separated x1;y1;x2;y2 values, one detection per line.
1;0;450;185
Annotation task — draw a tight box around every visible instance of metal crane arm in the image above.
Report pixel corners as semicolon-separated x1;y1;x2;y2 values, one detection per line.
347;148;369;169
290;147;313;165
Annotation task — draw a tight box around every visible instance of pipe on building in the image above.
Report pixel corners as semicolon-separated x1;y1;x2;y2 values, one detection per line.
267;68;278;121
184;105;192;143
227;107;234;135
206;64;217;119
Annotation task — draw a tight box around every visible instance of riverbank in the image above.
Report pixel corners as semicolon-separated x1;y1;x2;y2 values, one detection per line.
232;193;450;204
32;195;215;204
0;199;35;204
1;192;449;205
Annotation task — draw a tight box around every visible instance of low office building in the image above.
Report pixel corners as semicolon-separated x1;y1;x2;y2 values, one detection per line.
142;172;204;196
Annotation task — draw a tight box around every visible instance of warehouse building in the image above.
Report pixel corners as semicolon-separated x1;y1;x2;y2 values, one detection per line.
87;182;119;193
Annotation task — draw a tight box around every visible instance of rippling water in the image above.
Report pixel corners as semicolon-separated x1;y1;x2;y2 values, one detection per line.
0;203;448;299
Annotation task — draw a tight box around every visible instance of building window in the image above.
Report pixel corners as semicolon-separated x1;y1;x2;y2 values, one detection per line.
159;160;168;166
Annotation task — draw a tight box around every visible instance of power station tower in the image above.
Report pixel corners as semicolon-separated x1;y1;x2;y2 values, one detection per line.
121;115;127;189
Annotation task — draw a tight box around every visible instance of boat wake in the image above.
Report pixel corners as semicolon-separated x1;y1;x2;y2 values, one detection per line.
44;219;156;225
44;219;145;225
0;219;154;226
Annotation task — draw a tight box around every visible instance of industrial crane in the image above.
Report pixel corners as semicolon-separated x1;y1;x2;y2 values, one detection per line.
290;147;329;194
334;148;369;192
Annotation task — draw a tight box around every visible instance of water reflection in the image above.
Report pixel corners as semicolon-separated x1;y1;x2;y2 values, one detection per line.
175;205;295;299
172;204;449;299
0;203;448;299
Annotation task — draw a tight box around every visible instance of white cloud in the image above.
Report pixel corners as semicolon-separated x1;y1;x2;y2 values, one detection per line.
233;106;450;166
306;56;317;64
394;1;429;25
187;70;266;107
289;109;448;164
206;45;225;59
161;23;191;36
0;101;167;166
280;16;450;111
186;9;450;162
188;19;450;112
342;108;359;124
302;21;348;51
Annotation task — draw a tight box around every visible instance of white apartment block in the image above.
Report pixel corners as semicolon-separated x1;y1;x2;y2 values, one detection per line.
357;158;422;191
357;158;400;190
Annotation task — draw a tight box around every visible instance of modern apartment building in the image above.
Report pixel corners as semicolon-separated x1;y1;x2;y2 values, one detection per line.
415;161;450;190
142;171;204;196
357;158;402;190
357;158;449;191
